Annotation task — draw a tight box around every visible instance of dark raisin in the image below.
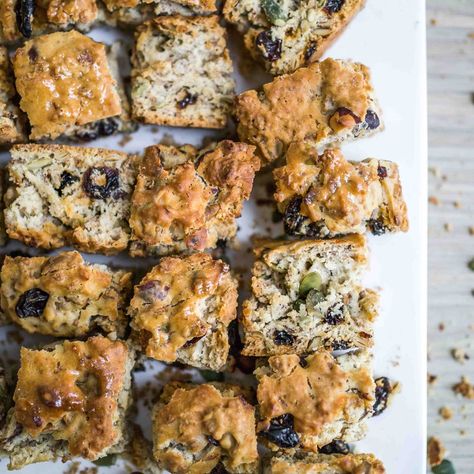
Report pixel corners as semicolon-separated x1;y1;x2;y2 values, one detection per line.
97;118;119;136
83;166;120;200
283;197;305;235
304;41;317;62
299;356;308;368
273;330;295;345
28;46;38;62
377;165;388;179
57;172;79;197
177;91;198;109
324;302;345;325
324;0;345;14
364;110;380;130
373;376;391;416
210;464;229;474
368;218;387;236
260;413;300;448
319;440;351;454
256;31;282;62
207;435;220;446
16;288;49;318
15;0;34;38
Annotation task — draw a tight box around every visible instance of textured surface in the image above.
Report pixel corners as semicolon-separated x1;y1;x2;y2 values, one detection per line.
427;1;474;472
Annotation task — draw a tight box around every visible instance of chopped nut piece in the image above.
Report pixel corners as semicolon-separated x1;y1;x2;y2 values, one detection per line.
427;437;445;467
453;376;474;399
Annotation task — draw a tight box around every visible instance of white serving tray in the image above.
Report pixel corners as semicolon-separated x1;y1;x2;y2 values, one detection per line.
0;0;427;472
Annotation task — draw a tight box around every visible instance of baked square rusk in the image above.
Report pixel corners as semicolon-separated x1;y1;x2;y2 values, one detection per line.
0;47;26;145
241;235;378;356
274;143;409;238
0;336;135;469
11;30;131;141
0;251;132;338
131;15;235;129
129;140;259;257
234;58;382;164
129;253;237;371
4;144;137;254
264;452;385;474
256;350;375;452
223;0;365;75
152;381;259;473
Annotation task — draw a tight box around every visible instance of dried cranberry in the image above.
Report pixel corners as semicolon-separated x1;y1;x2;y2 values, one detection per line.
324;0;345;14
319;440;351;454
57;171;79;197
373;376;391;416
324;302;345;325
83;167;120;200
283;197;305;235
260;413;300;448
15;0;34;38
256;31;282;62
368;218;386;236
16;288;49;318
377;165;388;179
273;330;295;345
304;41;317;62
177;91;198;109
364;110;380;130
207;435;220;446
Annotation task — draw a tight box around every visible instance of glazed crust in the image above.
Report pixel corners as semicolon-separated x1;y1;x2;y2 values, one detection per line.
273;143;409;237
13;337;132;460
234;58;382;164
12;30;122;140
4;144;137;254
129;140;259;256
153;382;259;473
129;253;237;370
255;350;375;451
224;0;365;75
1;251;132;338
265;452;385;473
131;15;235;129
241;235;378;356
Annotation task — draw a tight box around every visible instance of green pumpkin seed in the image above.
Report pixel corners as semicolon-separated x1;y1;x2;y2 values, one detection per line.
93;454;117;467
432;460;455;474
299;272;322;297
306;289;325;309
261;0;287;25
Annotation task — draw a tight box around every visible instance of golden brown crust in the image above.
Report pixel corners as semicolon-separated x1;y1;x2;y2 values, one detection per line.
129;253;237;369
153;382;258;473
273;144;409;236
1;251;132;337
129;140;259;256
14;337;130;460
12;31;122;140
234;58;381;164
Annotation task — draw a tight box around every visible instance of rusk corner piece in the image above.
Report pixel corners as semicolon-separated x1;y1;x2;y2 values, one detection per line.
11;30;124;141
152;381;259;473
129;253;238;371
1;251;132;338
264;451;385;474
241;235;378;356
131;15;235;129
274;143;409;238
4;144;137;254
256;350;375;452
224;0;365;75
234;58;382;164
0;336;134;470
129;140;259;256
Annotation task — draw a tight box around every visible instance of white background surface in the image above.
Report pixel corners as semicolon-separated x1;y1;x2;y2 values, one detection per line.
0;0;427;472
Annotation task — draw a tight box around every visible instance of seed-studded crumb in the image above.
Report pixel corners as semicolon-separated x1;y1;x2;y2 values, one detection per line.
129;140;259;256
451;348;469;364
428;196;440;205
4;144;137;254
131;15;235;129
439;406;453;421
234;58;382;164
428;374;438;385
224;0;365;75
129;253;238;371
255;350;375;452
274;144;408;238
427;437;445;467
241;235;378;356
453;376;474;399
